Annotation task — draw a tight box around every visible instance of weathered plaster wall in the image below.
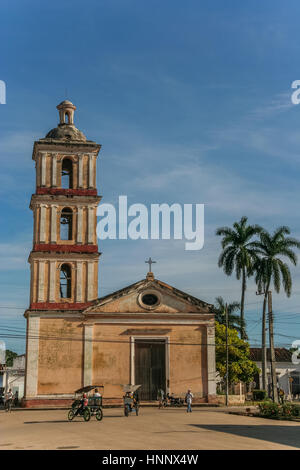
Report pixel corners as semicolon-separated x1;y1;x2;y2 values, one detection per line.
169;325;207;398
92;324;130;398
38;318;83;394
92;323;207;400
96;290;205;314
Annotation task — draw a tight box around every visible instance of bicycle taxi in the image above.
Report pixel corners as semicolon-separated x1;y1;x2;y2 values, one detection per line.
123;384;141;417
68;385;104;422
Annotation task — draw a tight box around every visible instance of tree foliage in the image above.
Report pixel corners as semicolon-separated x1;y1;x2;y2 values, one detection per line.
216;216;262;338
250;226;300;297
213;296;242;333
215;322;259;385
5;349;18;367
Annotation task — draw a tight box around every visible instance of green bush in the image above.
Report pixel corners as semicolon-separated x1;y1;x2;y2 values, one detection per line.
281;403;293;418
290;404;300;417
252;390;267;401
258;401;300;419
258;401;280;418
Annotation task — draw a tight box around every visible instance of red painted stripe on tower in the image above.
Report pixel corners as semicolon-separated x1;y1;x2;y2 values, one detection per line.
30;302;94;310
33;244;99;253
36;188;98;196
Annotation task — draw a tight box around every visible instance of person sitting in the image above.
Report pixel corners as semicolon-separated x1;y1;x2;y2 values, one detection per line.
74;393;88;416
133;390;139;405
124;391;132;410
93;388;101;397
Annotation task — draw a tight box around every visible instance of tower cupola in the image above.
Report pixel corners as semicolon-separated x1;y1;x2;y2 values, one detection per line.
57;100;76;125
44;100;87;141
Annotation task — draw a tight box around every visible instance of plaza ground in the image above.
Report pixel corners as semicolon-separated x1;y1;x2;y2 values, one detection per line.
1;406;299;450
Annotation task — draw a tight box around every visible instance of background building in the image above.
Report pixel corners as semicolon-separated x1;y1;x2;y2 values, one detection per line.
250;348;300;398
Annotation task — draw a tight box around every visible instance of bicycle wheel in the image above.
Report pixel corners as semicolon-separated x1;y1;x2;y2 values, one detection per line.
136;405;139;416
68;409;75;421
96;408;103;421
124;405;129;417
83;408;91;421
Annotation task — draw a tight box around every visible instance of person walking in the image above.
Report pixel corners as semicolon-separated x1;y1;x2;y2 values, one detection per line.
279;388;285;405
185;389;193;413
157;388;165;409
5;389;13;412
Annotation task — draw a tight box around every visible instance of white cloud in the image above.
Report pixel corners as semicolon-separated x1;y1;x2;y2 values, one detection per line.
250;92;294;118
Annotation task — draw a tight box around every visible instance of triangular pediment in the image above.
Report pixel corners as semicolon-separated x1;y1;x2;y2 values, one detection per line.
84;277;213;314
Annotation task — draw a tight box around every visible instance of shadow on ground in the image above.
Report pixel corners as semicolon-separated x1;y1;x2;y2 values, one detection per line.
190;424;300;448
23;415;125;424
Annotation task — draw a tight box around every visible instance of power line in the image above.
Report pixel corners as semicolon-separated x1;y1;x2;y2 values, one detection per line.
0;330;271;348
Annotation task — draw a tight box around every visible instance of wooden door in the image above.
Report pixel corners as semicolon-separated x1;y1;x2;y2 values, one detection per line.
135;339;166;400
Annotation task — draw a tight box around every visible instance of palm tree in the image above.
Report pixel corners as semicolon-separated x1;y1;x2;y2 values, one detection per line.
252;257;268;391
250;226;300;401
216;216;262;339
213;296;242;333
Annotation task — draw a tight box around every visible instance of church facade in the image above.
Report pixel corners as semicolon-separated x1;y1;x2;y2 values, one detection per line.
23;101;216;407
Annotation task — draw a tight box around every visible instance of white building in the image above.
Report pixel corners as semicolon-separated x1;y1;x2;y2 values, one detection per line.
1;354;25;400
250;348;300;398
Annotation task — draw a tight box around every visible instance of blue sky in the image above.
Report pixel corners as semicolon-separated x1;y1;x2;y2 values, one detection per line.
1;0;300;353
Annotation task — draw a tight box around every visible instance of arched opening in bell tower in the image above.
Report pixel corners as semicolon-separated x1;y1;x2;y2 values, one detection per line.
61;158;73;189
60;207;73;240
59;263;72;299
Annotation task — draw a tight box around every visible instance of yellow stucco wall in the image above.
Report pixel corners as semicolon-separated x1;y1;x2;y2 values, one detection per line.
37;319;208;400
92;323;207;399
38;318;83;394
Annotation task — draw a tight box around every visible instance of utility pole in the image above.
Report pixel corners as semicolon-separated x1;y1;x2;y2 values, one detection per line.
225;303;229;407
268;291;278;403
256;290;268;392
261;295;267;392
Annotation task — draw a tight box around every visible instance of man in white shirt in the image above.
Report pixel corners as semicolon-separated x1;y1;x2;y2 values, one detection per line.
5;389;13;412
185;389;194;413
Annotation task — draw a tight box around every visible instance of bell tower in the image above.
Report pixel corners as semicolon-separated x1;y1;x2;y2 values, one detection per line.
28;100;101;310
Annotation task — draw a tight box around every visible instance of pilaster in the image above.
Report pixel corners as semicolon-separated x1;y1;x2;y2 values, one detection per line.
83;324;93;386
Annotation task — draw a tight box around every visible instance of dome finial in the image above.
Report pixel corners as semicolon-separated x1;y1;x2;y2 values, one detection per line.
57;100;76;125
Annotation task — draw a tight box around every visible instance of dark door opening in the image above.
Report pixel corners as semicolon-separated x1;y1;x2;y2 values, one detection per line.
135;339;166;401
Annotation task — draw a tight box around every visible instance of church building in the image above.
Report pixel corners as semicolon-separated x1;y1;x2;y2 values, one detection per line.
23;101;216;407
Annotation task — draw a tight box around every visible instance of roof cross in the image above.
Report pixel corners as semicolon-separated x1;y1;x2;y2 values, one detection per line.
145;257;156;273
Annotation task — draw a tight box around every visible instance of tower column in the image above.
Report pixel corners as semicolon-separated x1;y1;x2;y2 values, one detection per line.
87;206;95;244
78;154;84;188
25;315;40;397
37;261;45;302
76;262;83;302
50;205;57;243
40;152;47;187
87;261;94;301
77;206;83;244
49;261;57;302
88;154;95;189
83;324;93;386
39;205;47;243
52;153;58;187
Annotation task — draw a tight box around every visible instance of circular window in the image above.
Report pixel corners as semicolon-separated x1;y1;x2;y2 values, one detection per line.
142;293;159;306
138;290;161;310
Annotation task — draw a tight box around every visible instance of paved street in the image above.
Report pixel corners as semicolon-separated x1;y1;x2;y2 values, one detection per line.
1;407;299;450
